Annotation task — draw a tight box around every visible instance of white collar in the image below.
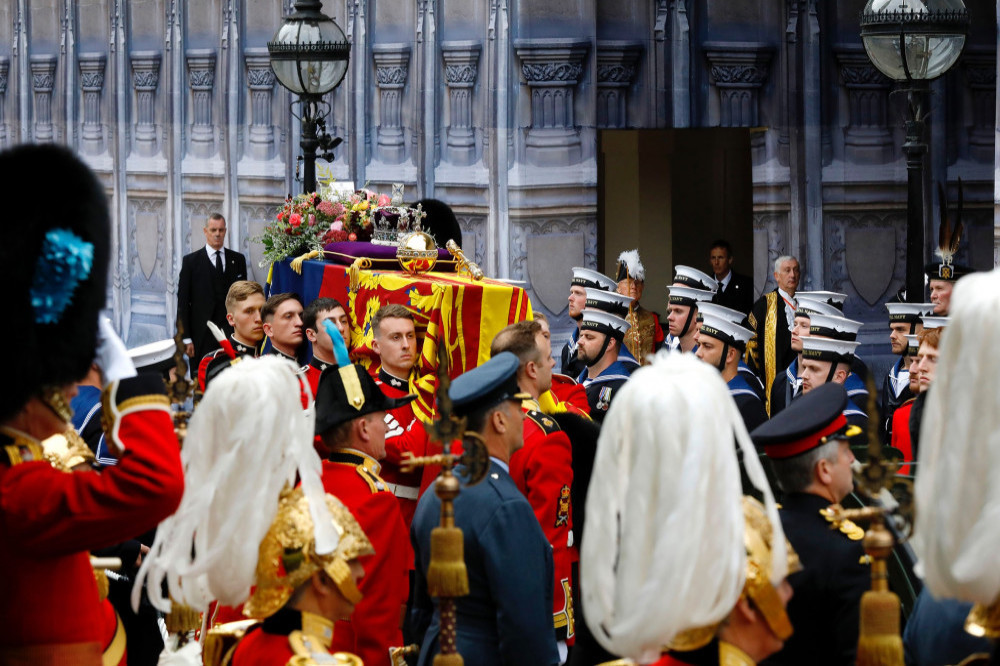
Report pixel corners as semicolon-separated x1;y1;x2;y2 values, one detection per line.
777;287;795;305
718;271;732;289
205;245;226;261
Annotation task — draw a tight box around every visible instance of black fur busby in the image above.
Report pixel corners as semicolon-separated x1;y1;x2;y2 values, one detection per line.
2;144;111;422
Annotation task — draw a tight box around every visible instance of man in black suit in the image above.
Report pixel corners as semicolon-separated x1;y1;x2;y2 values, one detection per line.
709;239;754;315
177;213;248;363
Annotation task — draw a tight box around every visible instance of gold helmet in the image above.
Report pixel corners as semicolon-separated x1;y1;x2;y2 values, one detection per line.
244;488;374;619
667;497;801;651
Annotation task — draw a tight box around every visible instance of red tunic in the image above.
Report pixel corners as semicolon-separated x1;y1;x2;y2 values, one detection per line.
509;406;577;642
322;452;410;666
0;375;184;658
373;368;428;529
891;399;915;476
231;610;361;665
548;374;592;416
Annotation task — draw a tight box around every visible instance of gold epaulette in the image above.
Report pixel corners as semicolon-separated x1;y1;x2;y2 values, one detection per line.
354;457;389;494
204;619;258;666
2;438;46;467
288;631;364;665
820;505;866;541
525;409;561;435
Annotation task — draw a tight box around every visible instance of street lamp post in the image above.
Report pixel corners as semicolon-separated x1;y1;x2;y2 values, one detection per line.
860;0;968;303
268;0;351;194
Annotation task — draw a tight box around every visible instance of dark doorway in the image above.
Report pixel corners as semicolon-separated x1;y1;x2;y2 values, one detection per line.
598;128;754;306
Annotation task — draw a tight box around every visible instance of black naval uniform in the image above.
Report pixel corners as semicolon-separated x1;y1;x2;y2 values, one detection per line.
561;329;586;379
762;492;870;666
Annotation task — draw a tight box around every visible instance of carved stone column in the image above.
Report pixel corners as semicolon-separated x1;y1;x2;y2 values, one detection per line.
244;47;275;161
835;48;892;165
963;53;996;163
373;45;410;165
131;51;161;157
441;41;480;166
79;53;106;155
30;55;57;143
514;38;590;167
705;44;772;160
596;41;642;129
186;49;217;159
0;56;7;148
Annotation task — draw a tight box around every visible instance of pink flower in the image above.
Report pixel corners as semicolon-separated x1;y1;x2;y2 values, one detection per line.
332;220;344;231
377;193;391;207
308;214;316;226
289;213;302;228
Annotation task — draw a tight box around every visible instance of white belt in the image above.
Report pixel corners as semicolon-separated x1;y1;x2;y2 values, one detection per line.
386;483;420;500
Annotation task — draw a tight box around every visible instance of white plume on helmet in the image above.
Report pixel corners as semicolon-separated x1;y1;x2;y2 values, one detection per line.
914;268;1000;604
617;249;645;282
133;355;339;614
580;352;785;662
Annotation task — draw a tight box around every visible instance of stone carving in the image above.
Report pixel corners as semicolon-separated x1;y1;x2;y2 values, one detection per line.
0;56;8;148
245;48;276;161
187;50;217;159
526;232;585;313
456;215;487;269
30;55;58;143
241;204;278;283
373;45;411;164
127;198;169;346
79;54;107;155
835;48;892;164
596;41;642;129
514;39;590;167
131;52;161;157
705;44;773;129
752;213;787;297
510;216;597;284
442;41;481;166
825;212;906;316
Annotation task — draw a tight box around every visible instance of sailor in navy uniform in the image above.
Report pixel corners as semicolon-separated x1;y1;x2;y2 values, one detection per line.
695;312;767;432
880;302;933;444
410;352;559;666
769;297;842;416
806;313;867;412
561;267;619;378
797;336;867;436
575;290;636;422
750;383;870;666
664;283;715;353
698;302;767;402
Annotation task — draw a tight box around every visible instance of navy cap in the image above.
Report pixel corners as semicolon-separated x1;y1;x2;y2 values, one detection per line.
925;260;973;282
449;352;531;418
750;383;858;459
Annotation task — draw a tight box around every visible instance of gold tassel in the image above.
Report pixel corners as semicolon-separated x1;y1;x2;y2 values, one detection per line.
290;250;321;274
432;654;465;666
165;601;202;634
426;526;468;597
856;519;904;666
348;257;372;293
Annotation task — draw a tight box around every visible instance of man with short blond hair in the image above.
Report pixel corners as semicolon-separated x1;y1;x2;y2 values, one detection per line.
177;213;248;362
198;280;264;390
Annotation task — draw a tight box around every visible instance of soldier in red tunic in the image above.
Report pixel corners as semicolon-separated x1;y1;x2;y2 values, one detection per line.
0;144;185;664
314;329;417;666
491;320;577;657
303;297;352;398
369;304;430;528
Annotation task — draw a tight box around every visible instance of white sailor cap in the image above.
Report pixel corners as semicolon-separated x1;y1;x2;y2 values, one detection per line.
800;336;860;364
571;267;617;292
580;309;631;339
129;338;177;372
698;313;754;351
921;315;949;330
585;287;634;318
886;302;935;324
672;265;717;292
795;297;842;318
808;314;863;342
696;302;745;325
667;284;715;307
904;334;921;356
795;290;847;310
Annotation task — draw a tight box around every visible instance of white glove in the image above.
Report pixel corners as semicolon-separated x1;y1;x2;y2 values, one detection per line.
156;639;202;666
95;317;137;384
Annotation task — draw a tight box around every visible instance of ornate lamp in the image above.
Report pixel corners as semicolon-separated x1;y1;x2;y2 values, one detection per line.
268;0;350;194
859;0;968;303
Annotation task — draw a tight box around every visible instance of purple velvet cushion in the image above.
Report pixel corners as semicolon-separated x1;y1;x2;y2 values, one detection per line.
322;241;451;266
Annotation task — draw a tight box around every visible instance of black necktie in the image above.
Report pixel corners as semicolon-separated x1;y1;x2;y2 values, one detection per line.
215;250;223;275
718;280;723;293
